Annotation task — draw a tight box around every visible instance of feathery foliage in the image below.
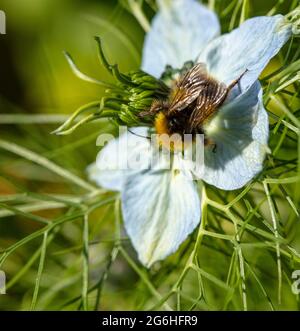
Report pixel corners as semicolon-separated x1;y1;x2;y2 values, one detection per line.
0;0;300;311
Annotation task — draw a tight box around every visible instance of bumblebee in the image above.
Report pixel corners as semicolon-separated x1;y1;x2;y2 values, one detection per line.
141;63;246;145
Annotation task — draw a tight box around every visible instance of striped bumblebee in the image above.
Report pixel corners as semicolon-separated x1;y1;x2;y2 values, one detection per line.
142;63;246;146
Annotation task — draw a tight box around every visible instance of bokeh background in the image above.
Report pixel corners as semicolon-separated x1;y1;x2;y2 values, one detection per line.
0;0;299;311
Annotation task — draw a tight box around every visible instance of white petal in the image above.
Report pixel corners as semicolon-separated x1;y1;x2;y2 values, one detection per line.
122;166;201;267
198;15;292;91
252;91;269;146
199;81;269;190
87;128;151;191
142;0;220;78
87;162;123;191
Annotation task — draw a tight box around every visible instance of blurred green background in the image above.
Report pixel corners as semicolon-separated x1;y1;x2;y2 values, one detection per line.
0;0;147;311
0;0;299;311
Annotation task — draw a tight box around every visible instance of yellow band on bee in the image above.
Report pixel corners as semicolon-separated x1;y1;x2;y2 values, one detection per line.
154;112;170;135
154;112;187;151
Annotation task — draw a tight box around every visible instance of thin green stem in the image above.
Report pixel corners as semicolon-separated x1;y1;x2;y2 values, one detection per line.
81;214;89;311
30;231;48;311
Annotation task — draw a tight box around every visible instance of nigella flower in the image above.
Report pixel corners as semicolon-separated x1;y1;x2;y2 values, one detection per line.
88;0;292;267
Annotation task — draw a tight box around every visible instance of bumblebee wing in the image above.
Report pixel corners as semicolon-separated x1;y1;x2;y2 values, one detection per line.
168;63;208;115
189;79;228;130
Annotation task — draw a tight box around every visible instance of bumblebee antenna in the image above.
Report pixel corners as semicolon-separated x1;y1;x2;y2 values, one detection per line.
128;129;151;140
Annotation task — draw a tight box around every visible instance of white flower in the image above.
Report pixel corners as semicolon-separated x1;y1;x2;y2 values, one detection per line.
88;0;292;267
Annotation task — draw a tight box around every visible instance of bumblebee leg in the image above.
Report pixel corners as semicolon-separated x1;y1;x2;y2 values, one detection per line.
139;100;164;118
228;69;249;91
